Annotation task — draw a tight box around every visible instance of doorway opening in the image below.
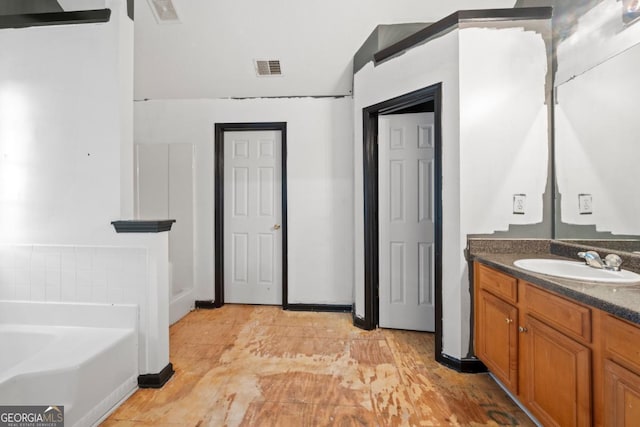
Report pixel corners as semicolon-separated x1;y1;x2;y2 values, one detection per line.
360;84;444;362
214;122;288;308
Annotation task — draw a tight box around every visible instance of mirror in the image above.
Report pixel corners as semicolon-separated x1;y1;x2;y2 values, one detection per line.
553;0;640;246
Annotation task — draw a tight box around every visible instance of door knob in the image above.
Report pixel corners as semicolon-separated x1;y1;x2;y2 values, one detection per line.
518;326;528;333
273;224;281;230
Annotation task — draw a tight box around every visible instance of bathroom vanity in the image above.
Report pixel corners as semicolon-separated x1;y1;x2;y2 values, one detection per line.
470;240;640;427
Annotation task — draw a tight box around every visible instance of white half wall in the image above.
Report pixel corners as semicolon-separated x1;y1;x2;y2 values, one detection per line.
134;97;355;305
353;21;549;359
0;0;133;245
0;0;173;375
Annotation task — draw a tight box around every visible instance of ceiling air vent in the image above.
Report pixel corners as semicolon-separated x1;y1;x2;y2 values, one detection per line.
255;60;282;77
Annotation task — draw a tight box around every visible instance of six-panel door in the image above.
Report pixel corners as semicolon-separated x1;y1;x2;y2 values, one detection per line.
224;130;282;305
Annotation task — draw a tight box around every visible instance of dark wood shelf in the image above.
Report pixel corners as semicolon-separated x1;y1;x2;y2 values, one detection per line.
374;7;553;65
0;9;111;30
111;220;176;233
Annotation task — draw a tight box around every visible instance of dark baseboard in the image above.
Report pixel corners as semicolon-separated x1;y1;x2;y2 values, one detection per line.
285;304;352;313
436;353;487;373
195;300;218;309
138;363;174;389
352;311;374;330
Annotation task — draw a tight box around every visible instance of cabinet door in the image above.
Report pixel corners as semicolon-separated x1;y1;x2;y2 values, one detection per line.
521;315;591;427
604;359;640;426
476;290;518;392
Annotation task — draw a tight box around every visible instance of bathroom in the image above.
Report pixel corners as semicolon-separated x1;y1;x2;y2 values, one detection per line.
1;0;639;425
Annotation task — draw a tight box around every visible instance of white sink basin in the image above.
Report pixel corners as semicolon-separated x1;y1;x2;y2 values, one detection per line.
513;258;640;284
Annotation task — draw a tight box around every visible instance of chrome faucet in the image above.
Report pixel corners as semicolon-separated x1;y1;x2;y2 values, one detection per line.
578;251;605;268
578;251;623;271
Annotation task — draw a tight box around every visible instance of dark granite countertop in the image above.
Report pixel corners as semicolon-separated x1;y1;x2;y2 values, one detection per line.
468;239;640;326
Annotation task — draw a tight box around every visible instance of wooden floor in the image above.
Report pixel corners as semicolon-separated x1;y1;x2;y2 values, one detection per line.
103;305;535;426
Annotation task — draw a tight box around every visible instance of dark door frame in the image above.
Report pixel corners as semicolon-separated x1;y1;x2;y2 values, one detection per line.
214;122;288;308
359;83;444;362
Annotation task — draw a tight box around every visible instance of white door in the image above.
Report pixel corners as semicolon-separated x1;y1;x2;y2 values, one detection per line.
224;130;282;305
378;113;435;331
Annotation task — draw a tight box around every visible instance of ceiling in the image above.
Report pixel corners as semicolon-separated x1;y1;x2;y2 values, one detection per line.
133;0;516;100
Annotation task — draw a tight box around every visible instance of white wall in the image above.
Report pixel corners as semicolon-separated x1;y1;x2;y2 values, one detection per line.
0;0;172;375
459;25;549;233
0;0;133;245
353;30;461;354
134;97;355;305
353;21;549;359
458;23;549;354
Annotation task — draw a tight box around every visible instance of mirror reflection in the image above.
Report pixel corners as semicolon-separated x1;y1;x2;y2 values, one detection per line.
555;40;640;239
553;0;640;246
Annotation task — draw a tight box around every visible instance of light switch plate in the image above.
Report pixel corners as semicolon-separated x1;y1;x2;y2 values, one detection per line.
579;194;593;214
513;194;526;215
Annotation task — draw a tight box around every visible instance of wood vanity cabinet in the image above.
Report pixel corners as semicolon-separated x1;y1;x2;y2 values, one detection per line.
519;313;591;426
602;314;640;426
475;264;519;392
474;262;592;426
519;282;592;427
475;261;640;426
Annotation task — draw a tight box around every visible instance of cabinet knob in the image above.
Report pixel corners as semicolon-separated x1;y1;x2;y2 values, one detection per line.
505;318;513;324
518;326;528;333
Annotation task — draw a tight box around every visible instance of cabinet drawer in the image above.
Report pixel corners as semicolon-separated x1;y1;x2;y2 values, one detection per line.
521;283;591;343
604;315;640;373
476;263;517;304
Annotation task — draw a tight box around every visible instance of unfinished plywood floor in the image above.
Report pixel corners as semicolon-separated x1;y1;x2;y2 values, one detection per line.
103;305;534;426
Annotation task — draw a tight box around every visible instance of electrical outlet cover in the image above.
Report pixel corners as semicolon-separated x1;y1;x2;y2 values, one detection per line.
513;194;526;215
578;194;593;214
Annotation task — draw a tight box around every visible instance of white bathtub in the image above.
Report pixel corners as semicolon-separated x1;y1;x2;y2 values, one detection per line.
0;301;138;427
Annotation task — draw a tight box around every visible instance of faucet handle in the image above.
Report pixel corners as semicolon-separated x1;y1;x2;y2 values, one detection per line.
604;254;623;271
